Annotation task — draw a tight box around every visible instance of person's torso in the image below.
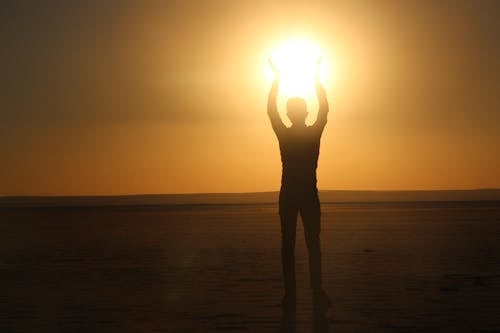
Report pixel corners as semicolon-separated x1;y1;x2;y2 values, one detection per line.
278;126;322;192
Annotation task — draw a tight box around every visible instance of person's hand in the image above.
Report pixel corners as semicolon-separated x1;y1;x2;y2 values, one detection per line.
269;58;280;79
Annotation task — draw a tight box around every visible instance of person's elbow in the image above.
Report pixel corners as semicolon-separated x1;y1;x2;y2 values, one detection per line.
267;107;275;117
319;103;329;116
316;108;328;124
317;116;327;127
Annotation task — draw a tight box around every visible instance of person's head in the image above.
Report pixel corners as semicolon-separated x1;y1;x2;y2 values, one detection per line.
286;97;308;126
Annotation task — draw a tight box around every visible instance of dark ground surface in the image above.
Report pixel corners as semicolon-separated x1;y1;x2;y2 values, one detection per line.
1;201;500;332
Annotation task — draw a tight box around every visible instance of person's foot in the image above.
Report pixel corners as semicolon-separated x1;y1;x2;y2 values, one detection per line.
281;292;297;309
312;289;331;311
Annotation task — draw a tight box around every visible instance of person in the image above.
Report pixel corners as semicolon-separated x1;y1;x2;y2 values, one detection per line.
267;58;331;310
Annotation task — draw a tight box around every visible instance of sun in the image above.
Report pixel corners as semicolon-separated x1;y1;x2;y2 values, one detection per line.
267;38;328;98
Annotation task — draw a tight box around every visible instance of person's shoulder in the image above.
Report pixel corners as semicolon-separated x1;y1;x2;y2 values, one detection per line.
306;124;323;136
275;125;291;139
306;124;319;132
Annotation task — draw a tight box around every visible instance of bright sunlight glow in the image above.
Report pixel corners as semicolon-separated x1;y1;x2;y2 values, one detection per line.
267;38;328;98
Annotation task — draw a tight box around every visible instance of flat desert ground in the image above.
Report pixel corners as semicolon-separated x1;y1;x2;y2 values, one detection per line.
1;201;500;332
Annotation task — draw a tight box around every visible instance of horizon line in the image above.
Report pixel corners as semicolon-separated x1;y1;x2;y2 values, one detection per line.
2;188;500;198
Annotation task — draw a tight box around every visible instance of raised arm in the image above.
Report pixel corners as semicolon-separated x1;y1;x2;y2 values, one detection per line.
313;57;329;131
267;59;285;135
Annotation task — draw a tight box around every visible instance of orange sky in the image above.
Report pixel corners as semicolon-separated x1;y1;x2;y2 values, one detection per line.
1;1;499;195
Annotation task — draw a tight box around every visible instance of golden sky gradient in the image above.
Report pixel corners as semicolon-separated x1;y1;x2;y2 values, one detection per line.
1;1;499;195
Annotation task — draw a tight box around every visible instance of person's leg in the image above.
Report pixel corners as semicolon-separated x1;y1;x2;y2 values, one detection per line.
299;193;322;290
300;192;331;310
279;191;299;298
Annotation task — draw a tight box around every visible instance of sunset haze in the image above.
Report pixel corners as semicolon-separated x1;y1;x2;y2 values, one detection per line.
1;0;499;195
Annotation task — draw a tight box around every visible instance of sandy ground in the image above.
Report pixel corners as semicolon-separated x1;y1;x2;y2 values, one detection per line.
1;201;500;332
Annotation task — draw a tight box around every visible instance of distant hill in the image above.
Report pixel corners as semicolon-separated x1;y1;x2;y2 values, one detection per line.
1;190;500;208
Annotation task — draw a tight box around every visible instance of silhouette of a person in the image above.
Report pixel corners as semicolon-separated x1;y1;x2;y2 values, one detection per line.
268;58;331;310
